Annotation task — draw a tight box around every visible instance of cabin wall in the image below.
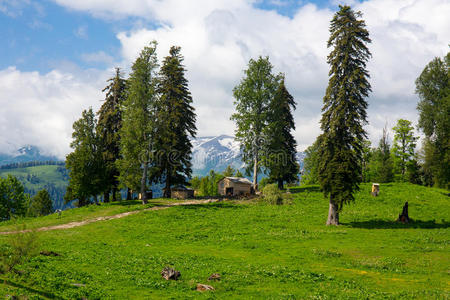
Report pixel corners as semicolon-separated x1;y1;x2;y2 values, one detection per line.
218;179;252;196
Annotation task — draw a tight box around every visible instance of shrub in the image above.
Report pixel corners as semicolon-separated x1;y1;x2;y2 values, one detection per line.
0;226;39;274
262;184;283;205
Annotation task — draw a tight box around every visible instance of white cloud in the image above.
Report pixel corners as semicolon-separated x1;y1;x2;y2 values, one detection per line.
74;25;88;39
1;0;448;159
0;67;107;158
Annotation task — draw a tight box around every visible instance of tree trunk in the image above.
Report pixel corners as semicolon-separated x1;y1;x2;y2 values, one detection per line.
326;197;339;225
277;179;283;190
112;186;117;202
253;156;258;191
141;163;148;204
103;191;109;203
164;166;171;198
126;188;132;200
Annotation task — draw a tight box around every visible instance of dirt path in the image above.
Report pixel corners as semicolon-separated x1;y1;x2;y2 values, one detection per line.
0;199;219;235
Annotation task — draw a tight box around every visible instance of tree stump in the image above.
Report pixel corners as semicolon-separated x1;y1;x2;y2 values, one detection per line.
161;267;181;280
397;201;410;223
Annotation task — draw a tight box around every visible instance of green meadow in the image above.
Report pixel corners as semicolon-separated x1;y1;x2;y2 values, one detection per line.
0;183;448;299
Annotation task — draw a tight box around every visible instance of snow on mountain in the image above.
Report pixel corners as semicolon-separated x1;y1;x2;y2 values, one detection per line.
191;135;305;177
0;145;60;166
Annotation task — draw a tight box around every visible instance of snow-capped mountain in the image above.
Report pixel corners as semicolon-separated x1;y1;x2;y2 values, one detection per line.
191;135;243;177
0;145;60;166
191;135;305;177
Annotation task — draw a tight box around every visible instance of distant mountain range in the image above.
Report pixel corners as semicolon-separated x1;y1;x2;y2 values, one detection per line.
0;137;306;176
0;145;60;165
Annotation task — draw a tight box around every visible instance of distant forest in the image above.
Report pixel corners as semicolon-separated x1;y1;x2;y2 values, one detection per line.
0;160;65;170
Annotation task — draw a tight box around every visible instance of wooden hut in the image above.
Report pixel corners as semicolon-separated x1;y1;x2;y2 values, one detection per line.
218;177;253;196
171;186;194;199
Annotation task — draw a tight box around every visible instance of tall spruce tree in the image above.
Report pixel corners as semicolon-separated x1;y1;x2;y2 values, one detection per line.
97;68;127;202
415;52;449;188
154;46;197;198
264;78;299;189
392;119;417;181
231;56;280;189
118;42;159;204
65;108;104;207
318;5;371;225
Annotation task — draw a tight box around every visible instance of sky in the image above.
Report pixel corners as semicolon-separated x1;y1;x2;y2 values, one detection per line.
0;0;448;159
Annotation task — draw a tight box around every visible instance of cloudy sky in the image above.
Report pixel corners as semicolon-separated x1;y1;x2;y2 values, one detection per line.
0;0;448;158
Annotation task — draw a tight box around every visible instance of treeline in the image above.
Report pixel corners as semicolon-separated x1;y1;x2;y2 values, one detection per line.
190;165;244;196
0;175;53;220
65;42;197;206
302;52;449;189
0;161;64;170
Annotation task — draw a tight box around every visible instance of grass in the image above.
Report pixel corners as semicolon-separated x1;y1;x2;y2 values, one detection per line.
0;183;448;299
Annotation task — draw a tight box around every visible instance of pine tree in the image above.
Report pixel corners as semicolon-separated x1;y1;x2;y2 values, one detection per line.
318;5;371;225
65;108;104;207
117;42;159;204
392;119;418;181
154;46;197;198
415;52;449;188
264;78;299;189
97;68;127;202
231;56;280;189
28;189;53;217
223;165;236;177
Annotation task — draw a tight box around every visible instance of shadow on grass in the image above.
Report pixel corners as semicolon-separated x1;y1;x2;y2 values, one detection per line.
290;186;321;194
343;219;450;229
1;278;64;299
177;202;244;210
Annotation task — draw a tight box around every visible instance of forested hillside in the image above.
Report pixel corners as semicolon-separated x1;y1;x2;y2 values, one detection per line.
0;164;68;210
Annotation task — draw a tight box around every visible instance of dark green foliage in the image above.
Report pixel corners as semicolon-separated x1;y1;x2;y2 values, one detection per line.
318;5;371;214
232;56;281;188
392;119;418;181
117;42;159;202
97;68;127;202
153;46;197;198
263;78;299;189
65;108;104;207
223;165;236;177
301;137;321;185
0;175;28;220
361;140;372;182
28;189;53;217
190;170;224;196
415;52;450;189
370;127;394;183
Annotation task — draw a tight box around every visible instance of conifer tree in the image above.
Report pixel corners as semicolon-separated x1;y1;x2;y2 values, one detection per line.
97;68;127;202
154;46;197;198
231;56;280;189
318;5;371;225
392;119;417;181
28;189;53;217
65;108;104;207
264;78;299;189
117;42;159;204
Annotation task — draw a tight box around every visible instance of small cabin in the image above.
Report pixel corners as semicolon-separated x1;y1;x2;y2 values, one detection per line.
218;177;253;196
171;185;195;199
138;190;153;200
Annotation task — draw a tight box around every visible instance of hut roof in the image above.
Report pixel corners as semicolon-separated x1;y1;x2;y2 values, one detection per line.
171;185;194;191
220;177;253;185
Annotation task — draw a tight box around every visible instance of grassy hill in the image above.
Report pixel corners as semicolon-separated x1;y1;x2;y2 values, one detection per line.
0;164;68;209
0;183;448;299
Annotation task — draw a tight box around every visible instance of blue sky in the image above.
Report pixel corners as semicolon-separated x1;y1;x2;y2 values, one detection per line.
1;0;349;73
0;0;448;157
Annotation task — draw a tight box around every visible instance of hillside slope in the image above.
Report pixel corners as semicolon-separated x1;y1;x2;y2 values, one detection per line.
0;183;448;299
0;165;68;209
